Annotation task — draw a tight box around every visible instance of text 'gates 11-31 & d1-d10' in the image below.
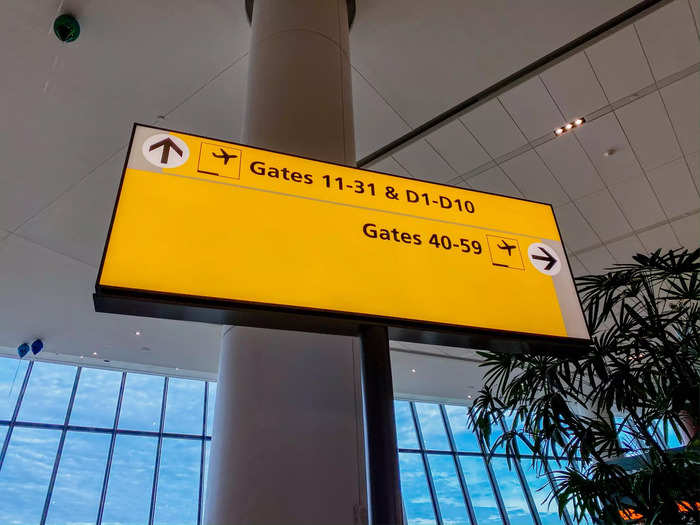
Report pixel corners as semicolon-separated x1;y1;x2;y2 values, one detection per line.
94;124;590;353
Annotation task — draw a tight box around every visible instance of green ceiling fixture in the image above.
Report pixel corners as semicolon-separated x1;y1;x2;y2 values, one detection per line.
53;14;80;43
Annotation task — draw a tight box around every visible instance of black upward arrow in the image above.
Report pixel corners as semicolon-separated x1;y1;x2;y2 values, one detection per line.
149;137;183;164
532;247;557;271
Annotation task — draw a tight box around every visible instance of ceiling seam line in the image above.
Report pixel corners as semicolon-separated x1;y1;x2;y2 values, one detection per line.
571;208;700;256
534;74;620;262
626;23;685;247
9;144;128;235
497;95;618;262
160;52;249;119
356;0;671;166
578;50;646;250
632;22;700;197
455;115;526;198
351;65;413;130
7;231;99;269
457;66;694;183
688;0;700;38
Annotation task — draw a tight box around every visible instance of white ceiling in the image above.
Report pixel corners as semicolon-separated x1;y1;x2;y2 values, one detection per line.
0;0;697;381
367;0;700;276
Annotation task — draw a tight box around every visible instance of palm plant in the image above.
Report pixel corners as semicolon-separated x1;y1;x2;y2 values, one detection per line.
468;247;700;524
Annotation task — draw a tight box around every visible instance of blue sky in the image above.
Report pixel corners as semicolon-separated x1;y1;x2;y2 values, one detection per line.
0;355;582;525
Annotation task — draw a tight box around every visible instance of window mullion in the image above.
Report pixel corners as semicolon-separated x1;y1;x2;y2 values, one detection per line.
96;370;127;525
409;402;443;525
0;360;33;473
198;382;208;525
39;366;81;525
148;376;169;525
439;404;478;525
471;412;511;525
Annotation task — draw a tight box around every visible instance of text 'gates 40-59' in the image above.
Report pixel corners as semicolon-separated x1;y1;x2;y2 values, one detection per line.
94;124;590;352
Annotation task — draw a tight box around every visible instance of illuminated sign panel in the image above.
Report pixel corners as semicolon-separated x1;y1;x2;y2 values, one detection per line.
95;124;590;350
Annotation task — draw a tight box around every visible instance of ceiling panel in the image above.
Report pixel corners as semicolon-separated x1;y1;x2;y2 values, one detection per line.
687;151;700;187
608;174;667;230
465;167;523;199
536;133;605;199
634;0;700;80
567;254;588;276
606;235;646;262
425;121;491;174
637;222;681;251
351;68;410;160
575;189;631;241
499;150;569;205
691;0;700;33
615;91;682;170
660;71;700;156
574;113;644;186
577;245;616;273
392;139;456;183
540;52;608;119
647;158;700;217
0;234;221;373
367;156;412;177
671;213;700;249
552;202;600;251
498;77;562;140
161;55;249;143
460;99;527;158
350;0;638;127
585;25;654;102
16;153;124;268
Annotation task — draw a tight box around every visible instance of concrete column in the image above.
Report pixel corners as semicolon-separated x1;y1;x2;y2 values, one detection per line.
203;2;365;524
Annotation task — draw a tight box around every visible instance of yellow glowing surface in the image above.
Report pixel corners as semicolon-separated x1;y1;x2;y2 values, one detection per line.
99;125;588;339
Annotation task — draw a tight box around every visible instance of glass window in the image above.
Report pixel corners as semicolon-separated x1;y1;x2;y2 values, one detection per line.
415;403;450;451
17;361;76;424
45;431;111;525
0;356;29;420
445;405;481;452
206;382;217;436
427;454;472;525
119;373;164;431
154;438;201;525
164;377;204;435
519;460;561;525
70;368;122;428
0;427;62;525
489;458;533;525
395;401;419;449
0;425;6;445
398;452;437;525
102;434;158;525
202;440;211;523
459;456;503;525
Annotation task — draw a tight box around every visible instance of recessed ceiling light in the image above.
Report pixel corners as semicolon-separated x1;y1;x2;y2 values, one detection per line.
565;123;573;130
410;368;416;373
134;330;141;336
603;148;616;157
574;118;584;126
92;351;97;356
555;128;564;135
554;118;585;136
467;395;472;399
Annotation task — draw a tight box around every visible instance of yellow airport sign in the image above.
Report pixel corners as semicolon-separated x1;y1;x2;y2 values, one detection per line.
95;124;590;351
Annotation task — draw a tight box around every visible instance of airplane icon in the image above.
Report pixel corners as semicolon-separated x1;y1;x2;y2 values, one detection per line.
211;148;238;165
497;239;517;256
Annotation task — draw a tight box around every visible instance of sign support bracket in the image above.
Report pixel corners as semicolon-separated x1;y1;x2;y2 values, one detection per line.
361;325;404;525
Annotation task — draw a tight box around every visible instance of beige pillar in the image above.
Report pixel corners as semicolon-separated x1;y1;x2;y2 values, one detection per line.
203;2;365;524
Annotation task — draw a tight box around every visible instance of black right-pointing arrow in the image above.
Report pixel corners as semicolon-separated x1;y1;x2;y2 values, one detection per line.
149;137;183;164
532;247;557;271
